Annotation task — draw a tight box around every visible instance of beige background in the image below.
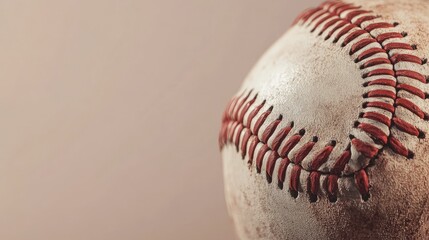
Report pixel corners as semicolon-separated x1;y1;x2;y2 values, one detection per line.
0;0;319;239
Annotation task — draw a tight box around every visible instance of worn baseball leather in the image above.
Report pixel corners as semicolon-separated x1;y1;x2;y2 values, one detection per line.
220;0;429;239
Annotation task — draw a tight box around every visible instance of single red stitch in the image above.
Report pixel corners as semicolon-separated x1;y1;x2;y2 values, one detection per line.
240;129;252;159
320;18;342;35
227;96;239;120
308;10;330;27
392;117;420;137
384;42;414;51
366;78;396;87
327;2;350;12
337;6;362;16
238;94;257;123
247;136;259;165
294;8;322;25
308;171;321;201
397;83;426;99
302;7;323;23
253;107;273;135
354;15;378;26
345;10;372;21
376;32;403;43
326;21;348;40
360;58;391;69
219;123;228;147
364;22;395;32
352;138;379;158
396;98;425;119
361;112;391;127
271;126;293;151
327;175;339;202
261;117;282;143
312;13;336;32
294;141;316;165
334;24;357;42
332;150;351;175
245;100;265;127
365;101;395;113
256;145;270;173
331;3;354;14
234;91;252;120
266;151;280;180
350;38;377;55
358;123;388;144
396;70;427;83
391;54;423;65
228;122;239;142
234;124;244;151
355;169;370;200
363;69;395;78
310;145;334;170
388;135;410;157
289;165;302;193
277;157;291;185
365;89;396;99
342;29;367;46
356;48;386;62
279;135;302;158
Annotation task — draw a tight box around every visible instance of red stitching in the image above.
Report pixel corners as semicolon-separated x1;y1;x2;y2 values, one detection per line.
392;117;421;137
376;32;403;43
396;70;427;83
261;115;282;143
397;84;426;99
343;29;367;46
345;10;372;21
388;136;411;157
356;48;386;63
290;165;301;194
364;101;394;113
326;175;339;202
365;89;396;99
354;15;378;26
325;21;348;40
355;169;370;200
310;145;335;170
266;151;280;181
308;171;321;202
391;54;423;65
364;22;395;32
332;150;351;175
384;42;414;51
350;38;377;54
366;78;396;87
361;112;391;127
220;0;428;202
277;157;290;187
363;69;395;78
294;141;316;164
396;98;426;119
351;138;379;158
271;125;293;151
256;145;270;173
320;18;343;35
279;134;302;158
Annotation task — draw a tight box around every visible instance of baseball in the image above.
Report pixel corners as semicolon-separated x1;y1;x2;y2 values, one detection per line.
219;0;429;239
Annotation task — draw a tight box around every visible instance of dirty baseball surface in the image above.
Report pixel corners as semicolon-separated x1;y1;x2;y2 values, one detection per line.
219;0;429;239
